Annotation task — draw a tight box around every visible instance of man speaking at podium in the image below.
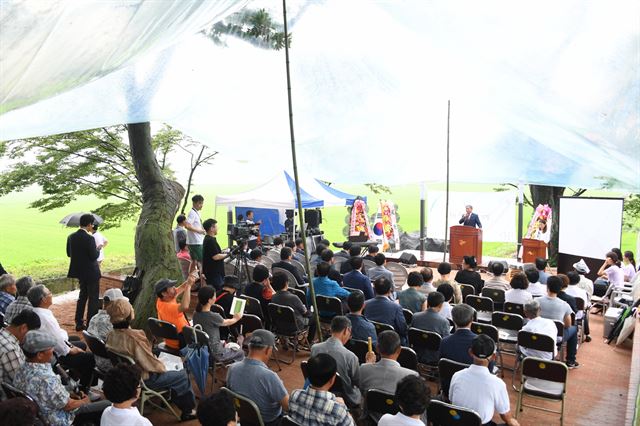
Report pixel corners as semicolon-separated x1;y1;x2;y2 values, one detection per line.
459;205;482;228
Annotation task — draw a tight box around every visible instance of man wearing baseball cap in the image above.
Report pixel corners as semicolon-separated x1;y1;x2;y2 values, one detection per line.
573;259;594;300
13;330;110;426
87;287;128;371
226;330;289;426
449;335;519;426
155;273;197;350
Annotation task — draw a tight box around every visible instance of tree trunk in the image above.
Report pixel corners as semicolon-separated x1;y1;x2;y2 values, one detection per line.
128;122;185;328
530;185;565;266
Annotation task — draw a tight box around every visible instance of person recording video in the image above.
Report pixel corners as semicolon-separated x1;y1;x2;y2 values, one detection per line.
459;205;482;228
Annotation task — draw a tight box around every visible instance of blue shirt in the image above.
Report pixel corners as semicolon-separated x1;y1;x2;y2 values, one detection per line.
364;296;408;340
538;270;550;284
0;291;15;314
346;313;377;345
440;328;476;365
308;276;350;304
342;270;374;300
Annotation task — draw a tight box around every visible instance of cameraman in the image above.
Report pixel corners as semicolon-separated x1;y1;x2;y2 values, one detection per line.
202;219;229;291
245;210;261;249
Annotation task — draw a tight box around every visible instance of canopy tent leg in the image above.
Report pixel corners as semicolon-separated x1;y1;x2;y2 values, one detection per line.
443;100;451;262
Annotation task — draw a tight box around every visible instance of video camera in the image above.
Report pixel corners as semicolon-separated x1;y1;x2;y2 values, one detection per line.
227;221;259;243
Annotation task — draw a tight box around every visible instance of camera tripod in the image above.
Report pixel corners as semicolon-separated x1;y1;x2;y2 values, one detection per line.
228;239;253;283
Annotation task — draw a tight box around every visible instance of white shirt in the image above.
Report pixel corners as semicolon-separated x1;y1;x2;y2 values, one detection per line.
505;289;533;305
604;265;624;288
186;208;204;245
93;231;107;262
520;316;557;359
565;285;588;319
32;307;70;356
379;412;424;426
527;282;547;297
577;276;593;300
449;364;510;423
100;406;152;426
623;263;637;282
438;302;452;320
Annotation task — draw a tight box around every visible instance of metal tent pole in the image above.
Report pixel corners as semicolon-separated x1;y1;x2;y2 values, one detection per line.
443;100;451;262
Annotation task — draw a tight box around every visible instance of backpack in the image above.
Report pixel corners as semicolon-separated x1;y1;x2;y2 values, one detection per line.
122;267;145;304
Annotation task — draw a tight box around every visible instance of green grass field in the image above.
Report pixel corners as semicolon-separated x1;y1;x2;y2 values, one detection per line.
0;184;636;280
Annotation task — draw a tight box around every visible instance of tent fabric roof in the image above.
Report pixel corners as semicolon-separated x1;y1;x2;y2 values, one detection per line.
215;170;361;209
1;0;638;191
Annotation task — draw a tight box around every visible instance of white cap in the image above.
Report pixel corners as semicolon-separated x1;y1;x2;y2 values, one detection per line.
572;259;590;274
103;288;128;302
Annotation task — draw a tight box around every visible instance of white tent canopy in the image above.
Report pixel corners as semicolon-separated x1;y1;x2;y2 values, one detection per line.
1;0;638;191
215;170;363;209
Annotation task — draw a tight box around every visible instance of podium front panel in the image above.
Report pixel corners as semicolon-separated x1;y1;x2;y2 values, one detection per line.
449;225;482;265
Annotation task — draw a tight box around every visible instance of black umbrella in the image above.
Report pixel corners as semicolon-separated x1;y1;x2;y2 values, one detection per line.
59;212;104;227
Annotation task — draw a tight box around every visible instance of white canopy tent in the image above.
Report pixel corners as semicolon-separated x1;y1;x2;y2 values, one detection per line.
1;0;638;191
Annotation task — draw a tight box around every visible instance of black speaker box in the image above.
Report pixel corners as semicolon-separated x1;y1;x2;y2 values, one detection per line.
399;252;418;265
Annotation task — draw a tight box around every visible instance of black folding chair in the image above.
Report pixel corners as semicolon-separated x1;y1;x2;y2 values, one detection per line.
471;322;502;374
370;320;394;335
345;338;371;364
239;295;264;320
465;295;494;323
408;327;442;379
315;295;343;325
554;320;565;361
437;358;470;401
236;313;263;336
459;283;475;300
515;357;568;425
402;309;413;326
428;399;482;426
182;325;227;391
364;389;399;425
268;303;309;365
1;381;49;426
147;317;182;356
82;330;112;379
281;415;302;426
481;287;505;311
491;311;524;373
288;287;308;307
221;387;265;426
397;346;418;371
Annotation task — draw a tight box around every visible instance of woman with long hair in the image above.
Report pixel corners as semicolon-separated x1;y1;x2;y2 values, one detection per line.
596;251;624;302
622;251;636;282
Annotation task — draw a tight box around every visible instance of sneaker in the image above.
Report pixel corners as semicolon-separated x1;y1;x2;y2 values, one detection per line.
566;361;580;369
585;335;592;342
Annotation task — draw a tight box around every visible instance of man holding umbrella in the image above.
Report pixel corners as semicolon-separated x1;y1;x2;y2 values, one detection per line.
67;213;102;331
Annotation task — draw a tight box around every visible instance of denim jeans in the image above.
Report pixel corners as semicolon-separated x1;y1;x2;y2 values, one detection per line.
563;325;578;363
145;370;195;414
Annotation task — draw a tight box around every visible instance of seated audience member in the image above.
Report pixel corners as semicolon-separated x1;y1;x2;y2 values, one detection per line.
28;284;96;390
87;288;127;371
309;262;350;308
273;247;306;286
0;273;16;314
566;271;590;342
434;262;462;303
524;268;546;297
623;251;637;282
250;248;264;264
538;276;579;368
289;353;354;426
418;267;437;295
359;330;418;394
295;238;306;258
411;291;450;364
244;264;274;316
14;330;110;426
378;375;430;426
4;276;34;323
556;274;578;313
271;272;317;345
271;237;284;253
0;310;41;384
535;257;550;284
484;262;511;292
363;244;379;261
346;291;377;345
436;283;454;320
449;335;520;426
505;272;533;305
366;253;394;285
215;275;242;316
0;397;38;426
193;286;244;364
176;241;192;263
398;271;427;313
197;391;238;426
340;246;364;274
311;316;362;406
155;275;195;350
520;300;557;360
440;304;477;365
288;240;305;263
227;330;288;426
320;249;343;284
572;259;594;299
596;251;625;299
100;364;152;426
310;244;327;265
343;257;374;300
336;241;352;259
105;299;197;420
454;255;484;294
365;278;408;343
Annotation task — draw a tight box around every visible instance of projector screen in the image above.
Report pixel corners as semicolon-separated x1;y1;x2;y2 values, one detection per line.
558;197;624;260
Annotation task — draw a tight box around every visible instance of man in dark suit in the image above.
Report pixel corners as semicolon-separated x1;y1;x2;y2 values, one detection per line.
272;247;306;286
67;214;102;331
342;257;374;300
439;303;476;364
364;277;408;344
459;205;482;228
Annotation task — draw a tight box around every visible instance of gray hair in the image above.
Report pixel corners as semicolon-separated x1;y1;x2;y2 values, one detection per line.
0;274;16;290
330;315;352;333
27;285;49;308
377;330;401;356
465;205;473;209
451;304;475;327
15;276;35;297
523;300;541;319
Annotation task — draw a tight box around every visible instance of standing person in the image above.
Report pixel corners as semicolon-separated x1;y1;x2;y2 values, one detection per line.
67;213;102;331
185;195;206;272
245;210;261;250
202;218;229;291
92;224;108;267
172;214;188;254
458;205;482;228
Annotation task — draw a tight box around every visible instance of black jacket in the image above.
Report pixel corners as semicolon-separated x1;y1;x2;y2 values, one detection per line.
66;229;101;282
272;261;305;286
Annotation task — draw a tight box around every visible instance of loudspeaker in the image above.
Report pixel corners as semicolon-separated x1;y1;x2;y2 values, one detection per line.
399;252;418;265
305;209;322;227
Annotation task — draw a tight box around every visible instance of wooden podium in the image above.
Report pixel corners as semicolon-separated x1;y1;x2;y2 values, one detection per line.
449;225;483;265
521;238;547;263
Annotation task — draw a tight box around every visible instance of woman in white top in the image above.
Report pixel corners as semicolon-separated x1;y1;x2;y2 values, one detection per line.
623;251;637;282
378;376;429;426
92;224;108;265
598;251;625;288
505;272;533;305
100;364;152;426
